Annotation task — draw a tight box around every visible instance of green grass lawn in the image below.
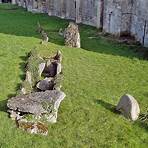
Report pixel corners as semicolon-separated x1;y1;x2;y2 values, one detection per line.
0;4;148;148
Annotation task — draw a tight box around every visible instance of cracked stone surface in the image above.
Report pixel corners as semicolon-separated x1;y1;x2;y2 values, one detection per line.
7;90;66;115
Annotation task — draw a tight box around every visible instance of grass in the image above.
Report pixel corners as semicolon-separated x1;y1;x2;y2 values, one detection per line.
0;4;148;148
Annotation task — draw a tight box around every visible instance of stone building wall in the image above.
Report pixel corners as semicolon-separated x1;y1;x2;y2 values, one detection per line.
103;0;122;35
131;0;148;46
80;0;99;27
5;0;148;47
46;0;99;27
103;0;133;35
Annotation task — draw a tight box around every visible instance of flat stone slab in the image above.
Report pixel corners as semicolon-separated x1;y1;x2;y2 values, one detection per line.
7;90;66;115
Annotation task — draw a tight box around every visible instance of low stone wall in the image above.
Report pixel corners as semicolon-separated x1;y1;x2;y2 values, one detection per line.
7;49;65;135
6;0;148;47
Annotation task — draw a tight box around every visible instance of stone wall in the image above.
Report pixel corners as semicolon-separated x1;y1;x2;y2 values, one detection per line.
8;0;148;47
131;0;148;46
103;0;133;35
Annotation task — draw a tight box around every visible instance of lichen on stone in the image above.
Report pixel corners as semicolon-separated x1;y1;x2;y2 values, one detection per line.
7;49;65;136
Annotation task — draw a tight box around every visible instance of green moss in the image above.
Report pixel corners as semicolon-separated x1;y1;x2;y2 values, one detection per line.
22;81;32;93
41;101;54;112
17;49;45;94
26;49;45;87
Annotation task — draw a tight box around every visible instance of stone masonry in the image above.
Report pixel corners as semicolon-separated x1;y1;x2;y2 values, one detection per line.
4;0;148;47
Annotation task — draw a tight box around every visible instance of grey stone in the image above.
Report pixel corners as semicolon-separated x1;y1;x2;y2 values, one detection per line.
7;90;66;115
43;50;62;77
64;22;81;48
116;94;140;121
36;78;54;91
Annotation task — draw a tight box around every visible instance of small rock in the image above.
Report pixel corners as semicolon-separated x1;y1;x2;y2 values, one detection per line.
20;87;26;95
58;28;64;36
36;78;54;91
116;94;140;121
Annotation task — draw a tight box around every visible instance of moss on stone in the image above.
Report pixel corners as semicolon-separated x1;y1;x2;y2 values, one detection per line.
26;49;45;87
18;49;45;94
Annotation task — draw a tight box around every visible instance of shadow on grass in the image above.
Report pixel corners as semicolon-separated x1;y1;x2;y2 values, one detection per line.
80;33;148;60
15;55;28;90
0;99;8;112
0;55;27;113
134;121;148;132
19;55;28;80
95;99;119;114
96;99;148;132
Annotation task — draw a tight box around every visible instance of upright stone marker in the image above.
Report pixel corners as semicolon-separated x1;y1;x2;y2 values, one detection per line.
116;94;140;121
64;22;81;48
